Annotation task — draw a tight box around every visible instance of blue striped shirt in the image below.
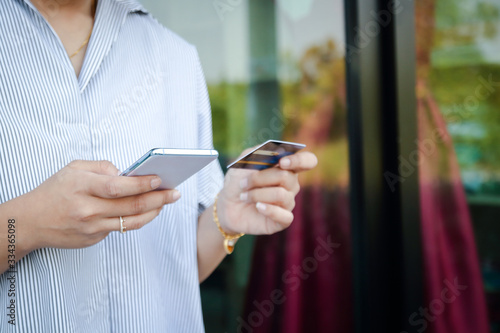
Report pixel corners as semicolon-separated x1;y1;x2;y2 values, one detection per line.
0;0;224;331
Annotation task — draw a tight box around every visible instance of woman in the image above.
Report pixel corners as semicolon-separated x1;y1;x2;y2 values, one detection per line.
0;0;317;331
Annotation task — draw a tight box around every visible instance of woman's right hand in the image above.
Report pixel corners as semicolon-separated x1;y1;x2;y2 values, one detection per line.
14;160;180;253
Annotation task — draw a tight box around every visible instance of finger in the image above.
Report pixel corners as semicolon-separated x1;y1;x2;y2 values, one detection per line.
241;187;295;210
255;202;294;229
279;151;318;172
242;168;297;192
68;160;120;176
89;174;163;198
94;207;163;234
96;189;181;218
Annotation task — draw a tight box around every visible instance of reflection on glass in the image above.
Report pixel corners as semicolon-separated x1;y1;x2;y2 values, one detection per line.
429;0;500;198
140;0;350;332
416;0;499;332
243;1;352;332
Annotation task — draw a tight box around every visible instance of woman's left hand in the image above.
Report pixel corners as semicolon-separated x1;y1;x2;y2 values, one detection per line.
217;151;318;235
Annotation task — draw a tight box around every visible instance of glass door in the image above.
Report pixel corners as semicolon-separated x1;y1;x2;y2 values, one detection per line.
139;0;351;332
415;0;500;332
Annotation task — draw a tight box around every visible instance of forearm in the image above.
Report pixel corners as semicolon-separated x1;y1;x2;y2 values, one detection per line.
197;205;232;283
0;195;35;275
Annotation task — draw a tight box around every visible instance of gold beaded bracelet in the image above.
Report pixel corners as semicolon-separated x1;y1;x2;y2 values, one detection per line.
213;193;244;254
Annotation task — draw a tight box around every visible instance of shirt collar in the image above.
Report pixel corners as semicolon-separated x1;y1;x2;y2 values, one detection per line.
20;0;149;15
113;0;149;15
17;0;150;92
78;0;149;91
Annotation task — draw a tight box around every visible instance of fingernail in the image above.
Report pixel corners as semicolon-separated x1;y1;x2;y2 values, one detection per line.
240;178;248;190
151;177;162;189
256;202;267;212
281;158;291;168
172;190;181;201
240;192;248;202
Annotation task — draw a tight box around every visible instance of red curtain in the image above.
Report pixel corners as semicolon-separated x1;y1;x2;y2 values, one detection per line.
240;0;490;330
240;94;489;333
240;187;352;333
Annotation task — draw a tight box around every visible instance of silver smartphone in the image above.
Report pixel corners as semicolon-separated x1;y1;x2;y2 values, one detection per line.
120;148;219;190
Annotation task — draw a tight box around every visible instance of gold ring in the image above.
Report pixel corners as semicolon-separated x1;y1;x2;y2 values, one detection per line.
119;216;126;234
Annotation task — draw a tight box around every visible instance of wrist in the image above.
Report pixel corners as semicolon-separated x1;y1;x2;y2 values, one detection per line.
213;192;244;254
214;192;240;235
2;193;39;256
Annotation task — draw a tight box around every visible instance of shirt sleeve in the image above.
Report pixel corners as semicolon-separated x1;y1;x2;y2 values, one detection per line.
194;50;225;215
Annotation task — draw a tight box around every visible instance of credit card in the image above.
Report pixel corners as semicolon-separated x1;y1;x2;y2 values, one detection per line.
227;140;306;170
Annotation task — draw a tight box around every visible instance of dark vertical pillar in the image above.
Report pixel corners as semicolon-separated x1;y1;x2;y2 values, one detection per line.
392;1;423;331
344;0;423;332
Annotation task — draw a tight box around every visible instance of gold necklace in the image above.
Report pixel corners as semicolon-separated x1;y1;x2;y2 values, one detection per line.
69;0;96;59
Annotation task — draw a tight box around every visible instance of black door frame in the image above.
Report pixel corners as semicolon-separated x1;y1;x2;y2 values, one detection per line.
344;1;424;332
